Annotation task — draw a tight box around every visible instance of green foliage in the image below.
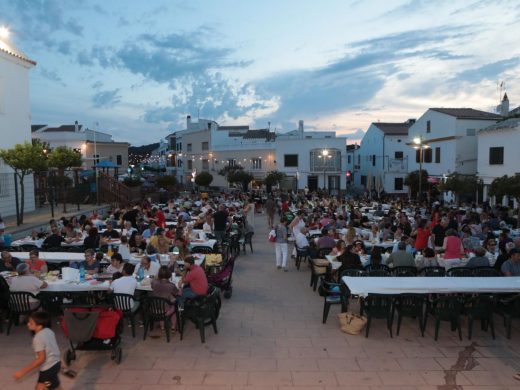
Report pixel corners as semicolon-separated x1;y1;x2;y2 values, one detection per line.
0;140;48;175
264;170;286;186
195;171;213;187
156;175;177;188
439;173;480;194
47;146;82;170
48;175;73;188
228;170;254;191
490;174;520;200
218;164;243;177
404;169;429;197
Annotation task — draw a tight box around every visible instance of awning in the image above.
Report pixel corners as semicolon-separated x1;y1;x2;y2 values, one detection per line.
95;160;119;168
79;170;94;177
427;176;441;184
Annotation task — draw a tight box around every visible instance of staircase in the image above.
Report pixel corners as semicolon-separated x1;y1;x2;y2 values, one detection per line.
98;174;141;206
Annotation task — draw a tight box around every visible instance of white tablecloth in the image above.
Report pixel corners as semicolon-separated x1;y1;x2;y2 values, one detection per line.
42;280;111;292
363;240;395;249
342;276;520;297
190;239;217;249
13;252;85;263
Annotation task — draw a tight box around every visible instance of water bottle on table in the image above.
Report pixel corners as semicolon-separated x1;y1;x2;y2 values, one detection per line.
79;264;85;283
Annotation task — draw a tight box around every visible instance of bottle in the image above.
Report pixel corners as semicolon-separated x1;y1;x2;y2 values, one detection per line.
107;244;113;257
138;266;144;282
79;264;85;283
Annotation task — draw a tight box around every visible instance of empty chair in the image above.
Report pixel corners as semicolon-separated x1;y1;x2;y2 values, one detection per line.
295;246;309;270
318;278;346;324
7;292;41;335
241;232;254;253
392;294;427;337
496;294;520;339
419;266;446;277
364;264;390;273
191;246;213;254
446;267;473;277
464;294;496;340
427;295;463;341
340;268;366;277
367;269;390;277
391;266;418;277
363;294;394;338
472;267;501;277
309;258;329;291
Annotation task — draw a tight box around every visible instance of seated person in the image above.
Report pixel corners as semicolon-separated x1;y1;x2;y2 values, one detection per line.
337;244;362;269
466;246;490;268
151;266;179;331
0;250;21;272
133;255;160;278
501;248;520;276
101;224;120;240
117;236;131;261
42;225;63;248
317;228;336;249
72;249;100;274
110;263;137;296
83;227;101;250
106;253;124;274
142;220;157;239
10;263;47;308
121;220;137;238
387;241;416;268
177;255;208;304
129;233;147;253
420;247;439;268
330;240;346;257
26;249;48;276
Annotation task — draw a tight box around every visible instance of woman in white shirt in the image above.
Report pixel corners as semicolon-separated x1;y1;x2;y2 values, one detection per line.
106;253;124;274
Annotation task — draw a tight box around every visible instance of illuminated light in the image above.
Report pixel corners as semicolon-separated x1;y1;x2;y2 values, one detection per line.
322;149;329;156
0;26;9;39
413;137;421;145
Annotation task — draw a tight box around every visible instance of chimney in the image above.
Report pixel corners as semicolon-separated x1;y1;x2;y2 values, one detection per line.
298;120;304;132
501;93;510;117
187;115;191;128
74;120;79;132
406;118;416;125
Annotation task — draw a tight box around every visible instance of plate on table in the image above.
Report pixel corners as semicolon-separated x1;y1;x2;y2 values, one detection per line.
325;255;337;262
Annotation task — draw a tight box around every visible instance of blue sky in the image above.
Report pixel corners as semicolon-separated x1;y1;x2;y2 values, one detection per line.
1;0;519;145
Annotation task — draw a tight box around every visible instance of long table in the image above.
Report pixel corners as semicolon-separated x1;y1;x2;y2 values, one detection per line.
341;276;520;297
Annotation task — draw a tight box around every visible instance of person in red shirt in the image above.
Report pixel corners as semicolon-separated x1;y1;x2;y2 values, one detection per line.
154;207;166;229
412;219;431;251
26;249;48;276
177;256;208;304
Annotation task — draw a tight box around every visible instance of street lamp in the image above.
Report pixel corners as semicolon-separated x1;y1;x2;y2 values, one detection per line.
318;149;332;194
413;137;429;203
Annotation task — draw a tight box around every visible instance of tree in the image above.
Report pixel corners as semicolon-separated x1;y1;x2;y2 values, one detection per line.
439;173;481;203
156;175;177;188
47;146;82;213
228;170;254;192
264;170;286;193
489;174;520;227
0;141;48;224
195;171;213;187
404;169;429;200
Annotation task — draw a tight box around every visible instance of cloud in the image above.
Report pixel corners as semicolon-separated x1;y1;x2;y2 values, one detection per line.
40;68;66;86
91;89;121;108
455;58;520;83
342;128;366;141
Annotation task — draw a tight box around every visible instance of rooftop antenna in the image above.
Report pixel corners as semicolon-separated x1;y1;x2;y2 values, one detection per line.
197;107;200;119
268;121;271;130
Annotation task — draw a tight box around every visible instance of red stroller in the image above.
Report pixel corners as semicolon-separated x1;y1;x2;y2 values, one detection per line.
207;256;236;299
61;305;123;365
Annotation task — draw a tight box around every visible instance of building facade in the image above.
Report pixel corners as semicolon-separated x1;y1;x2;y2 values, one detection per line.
0;36;36;217
407;108;501;179
356;121;413;194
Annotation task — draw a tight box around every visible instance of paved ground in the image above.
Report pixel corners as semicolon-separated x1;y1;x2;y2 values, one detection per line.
2;213;520;389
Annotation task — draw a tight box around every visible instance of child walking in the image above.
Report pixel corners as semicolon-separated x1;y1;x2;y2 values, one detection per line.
13;311;62;390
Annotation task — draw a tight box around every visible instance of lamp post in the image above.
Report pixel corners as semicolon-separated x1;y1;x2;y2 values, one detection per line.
413;137;429;203
318;149;332;194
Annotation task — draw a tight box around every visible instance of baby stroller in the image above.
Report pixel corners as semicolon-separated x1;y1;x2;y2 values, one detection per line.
207;255;236;299
61;305;123;365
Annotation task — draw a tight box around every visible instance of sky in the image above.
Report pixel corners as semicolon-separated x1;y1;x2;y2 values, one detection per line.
1;0;519;146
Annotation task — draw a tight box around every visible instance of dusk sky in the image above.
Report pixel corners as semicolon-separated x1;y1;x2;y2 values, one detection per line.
1;0;519;145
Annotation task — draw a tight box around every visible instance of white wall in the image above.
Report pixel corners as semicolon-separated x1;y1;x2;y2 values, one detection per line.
478;126;520;185
0;50;36;217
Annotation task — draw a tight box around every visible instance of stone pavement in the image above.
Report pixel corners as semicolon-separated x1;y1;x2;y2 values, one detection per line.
1;213;520;389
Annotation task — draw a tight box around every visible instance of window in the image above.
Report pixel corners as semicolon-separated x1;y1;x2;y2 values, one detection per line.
360;175;367;186
394;177;404;191
416;148;432;163
284;154;298;167
466;128;476;136
93;154;100;164
347;155;351;164
426;120;431;133
372;155;376;166
116;155;122;165
394;151;404;160
187;143;192;152
201;141;209;151
251;158;262;170
202;159;209;170
187;160;193;170
435;147;441;163
489;147;504;165
227;159;236;167
0;173;10;198
177;142;182;151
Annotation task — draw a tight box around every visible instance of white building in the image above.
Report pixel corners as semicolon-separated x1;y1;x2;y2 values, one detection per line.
478;117;520;201
32;123;129;171
407;108;502;179
164;117;348;192
0;35;36;217
356;121;414;194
